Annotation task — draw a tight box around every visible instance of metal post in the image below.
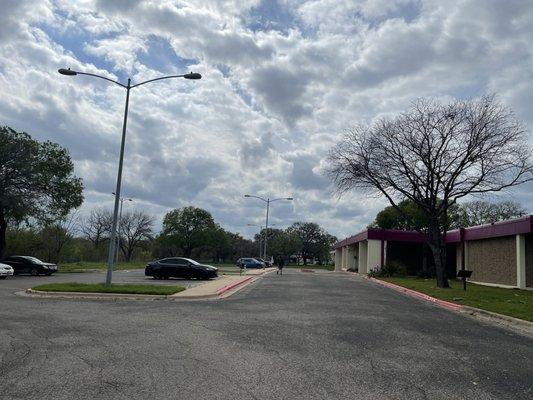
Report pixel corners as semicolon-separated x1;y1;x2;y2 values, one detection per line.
263;199;270;262
106;79;131;286
115;198;124;265
258;226;263;257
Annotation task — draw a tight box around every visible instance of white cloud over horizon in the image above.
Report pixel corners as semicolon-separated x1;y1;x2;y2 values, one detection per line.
1;0;532;240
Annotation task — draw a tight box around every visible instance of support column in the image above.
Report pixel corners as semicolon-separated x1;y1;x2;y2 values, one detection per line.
334;248;342;272
358;241;368;274
347;245;356;269
367;239;382;272
517;234;526;289
341;246;347;269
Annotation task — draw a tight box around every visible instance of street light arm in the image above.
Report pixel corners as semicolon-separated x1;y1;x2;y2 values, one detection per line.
244;194;268;202
130;75;185;89
270;197;293;202
69;71;127;88
130;72;201;89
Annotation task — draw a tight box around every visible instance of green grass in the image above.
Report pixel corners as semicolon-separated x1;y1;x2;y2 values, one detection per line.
380;277;533;322
58;261;147;273
32;282;185;295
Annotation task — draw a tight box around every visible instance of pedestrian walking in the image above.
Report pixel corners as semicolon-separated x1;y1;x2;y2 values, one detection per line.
277;255;285;275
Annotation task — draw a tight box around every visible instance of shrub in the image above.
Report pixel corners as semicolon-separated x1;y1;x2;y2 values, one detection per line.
368;261;407;278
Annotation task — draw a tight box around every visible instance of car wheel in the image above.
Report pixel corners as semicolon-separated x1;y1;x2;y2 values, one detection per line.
45;272;52;276
30;268;39;276
0;276;6;280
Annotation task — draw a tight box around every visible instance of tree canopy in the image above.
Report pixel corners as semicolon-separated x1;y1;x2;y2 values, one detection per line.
0;126;83;257
158;206;217;257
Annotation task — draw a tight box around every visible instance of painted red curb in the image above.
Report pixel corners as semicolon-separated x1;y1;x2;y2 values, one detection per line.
216;276;253;296
368;277;462;311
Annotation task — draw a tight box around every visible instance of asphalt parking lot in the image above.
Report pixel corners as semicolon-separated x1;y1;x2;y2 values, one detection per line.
0;269;210;292
1;269;531;399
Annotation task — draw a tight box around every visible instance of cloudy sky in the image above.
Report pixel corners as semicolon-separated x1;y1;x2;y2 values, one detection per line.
1;0;532;240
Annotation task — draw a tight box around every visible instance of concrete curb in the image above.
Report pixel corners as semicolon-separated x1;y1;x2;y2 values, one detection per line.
23;275;260;302
367;277;461;311
216;276;253;296
365;277;533;336
460;306;533;330
24;288;169;301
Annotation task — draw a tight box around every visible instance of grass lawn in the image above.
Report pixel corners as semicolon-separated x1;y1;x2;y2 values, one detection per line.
32;282;185;295
58;261;239;273
380;277;533;322
58;261;147;273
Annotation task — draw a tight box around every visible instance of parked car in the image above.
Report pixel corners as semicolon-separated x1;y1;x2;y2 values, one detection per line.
2;256;58;276
236;258;264;269
145;258;218;280
0;263;14;279
254;258;272;267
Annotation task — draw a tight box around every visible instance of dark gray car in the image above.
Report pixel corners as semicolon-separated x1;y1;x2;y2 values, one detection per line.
145;258;218;280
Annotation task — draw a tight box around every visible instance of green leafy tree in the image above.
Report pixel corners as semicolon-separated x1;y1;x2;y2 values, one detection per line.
0;126;83;257
370;199;461;231
158;207;216;257
287;222;336;265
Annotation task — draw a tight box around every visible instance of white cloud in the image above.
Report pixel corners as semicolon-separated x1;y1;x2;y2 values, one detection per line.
0;0;532;242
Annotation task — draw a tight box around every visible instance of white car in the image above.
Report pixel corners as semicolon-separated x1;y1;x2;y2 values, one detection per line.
0;263;14;279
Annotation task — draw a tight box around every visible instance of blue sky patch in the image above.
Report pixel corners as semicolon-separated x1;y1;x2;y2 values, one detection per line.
137;35;197;74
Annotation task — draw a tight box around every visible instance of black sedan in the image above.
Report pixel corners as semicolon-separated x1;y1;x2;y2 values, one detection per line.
145;258;218;280
2;256;58;276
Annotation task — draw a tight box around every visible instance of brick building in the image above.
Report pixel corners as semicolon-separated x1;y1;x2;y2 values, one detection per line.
334;215;533;289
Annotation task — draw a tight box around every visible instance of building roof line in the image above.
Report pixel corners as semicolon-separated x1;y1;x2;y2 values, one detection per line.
334;215;533;249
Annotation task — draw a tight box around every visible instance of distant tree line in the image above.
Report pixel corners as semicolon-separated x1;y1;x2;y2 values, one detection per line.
1;126;338;265
5;206;337;265
369;199;527;231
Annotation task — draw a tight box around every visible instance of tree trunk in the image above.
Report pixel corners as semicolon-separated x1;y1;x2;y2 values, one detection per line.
0;211;7;259
428;219;449;288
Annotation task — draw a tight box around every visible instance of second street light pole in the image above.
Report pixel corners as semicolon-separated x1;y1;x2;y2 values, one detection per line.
264;199;270;260
244;195;292;262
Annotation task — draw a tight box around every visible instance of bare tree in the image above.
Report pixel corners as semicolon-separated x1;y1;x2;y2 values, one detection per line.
40;211;80;263
118;210;154;261
453;200;527;228
328;96;532;288
80;208;112;248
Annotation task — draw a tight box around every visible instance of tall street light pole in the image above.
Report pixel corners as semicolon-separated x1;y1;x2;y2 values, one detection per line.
59;68;201;286
247;223;276;258
112;193;132;266
244;195;292;261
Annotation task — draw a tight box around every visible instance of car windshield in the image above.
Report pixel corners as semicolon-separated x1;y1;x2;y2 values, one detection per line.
22;256;43;264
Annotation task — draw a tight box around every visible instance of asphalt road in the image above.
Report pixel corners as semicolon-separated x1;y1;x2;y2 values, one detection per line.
0;270;531;399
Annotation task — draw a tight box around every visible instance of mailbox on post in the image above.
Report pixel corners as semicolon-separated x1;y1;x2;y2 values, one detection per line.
457;269;473;291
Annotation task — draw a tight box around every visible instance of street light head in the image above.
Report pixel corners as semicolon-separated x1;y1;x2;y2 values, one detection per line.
183;72;202;80
58;68;77;76
244;194;251;198
286;197;293;200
